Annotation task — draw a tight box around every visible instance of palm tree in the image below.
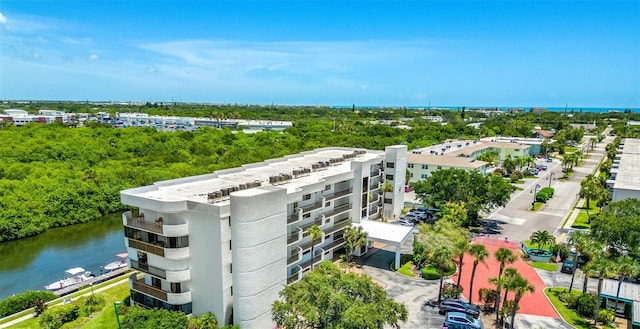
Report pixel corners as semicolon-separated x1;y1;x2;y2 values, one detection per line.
343;226;368;264
432;245;454;303
494;248;517;322
614;256;640;312
584;258;617;326
568;231;591;292
453;239;470;288
580;174;599;209
308;224;323;270
529;230;555;251
497;268;518;326
508;273;535;328
467;244;489;304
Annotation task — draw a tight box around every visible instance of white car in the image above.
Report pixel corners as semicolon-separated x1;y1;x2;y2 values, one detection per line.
396;219;414;226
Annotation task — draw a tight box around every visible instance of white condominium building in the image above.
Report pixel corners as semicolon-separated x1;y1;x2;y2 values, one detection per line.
607;138;640;201
120;145;408;328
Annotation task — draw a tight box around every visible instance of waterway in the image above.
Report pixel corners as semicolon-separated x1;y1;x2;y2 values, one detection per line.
0;213;125;300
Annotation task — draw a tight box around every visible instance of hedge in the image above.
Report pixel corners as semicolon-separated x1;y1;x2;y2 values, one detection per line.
0;290;57;317
39;303;79;329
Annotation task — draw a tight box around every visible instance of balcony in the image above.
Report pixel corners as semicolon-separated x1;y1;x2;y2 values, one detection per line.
287;247;302;265
322;203;351;219
300;252;325;271
323;188;353;202
299;235;325;252
124;212;188;237
287;266;302;284
324;237;346;251
131;277;192;305
287;212;301;225
300;201;323;214
127;239;190;260
130;260;191;282
324;219;351;235
287;228;302;245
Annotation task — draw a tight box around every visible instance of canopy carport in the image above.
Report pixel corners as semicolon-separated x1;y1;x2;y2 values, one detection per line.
357;220;414;270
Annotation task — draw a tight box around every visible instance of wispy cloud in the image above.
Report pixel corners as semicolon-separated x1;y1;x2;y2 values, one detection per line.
88;54;99;61
0;12;7;25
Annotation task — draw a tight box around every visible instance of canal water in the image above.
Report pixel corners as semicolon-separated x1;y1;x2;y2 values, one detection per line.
0;213;125;300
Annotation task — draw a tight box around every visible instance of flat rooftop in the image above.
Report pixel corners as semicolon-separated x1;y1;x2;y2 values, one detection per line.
413;139;529;157
612;139;640;192
406;154;487;168
122;147;382;204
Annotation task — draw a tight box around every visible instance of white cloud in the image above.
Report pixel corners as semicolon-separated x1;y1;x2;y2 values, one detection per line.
88;54;99;61
146;66;158;74
0;12;7;25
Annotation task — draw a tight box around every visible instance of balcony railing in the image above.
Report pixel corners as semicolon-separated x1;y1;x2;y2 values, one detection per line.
124;212;188;237
300;253;325;270
287;266;302;284
324;237;346;251
287;247;302;265
132;278;168;301
323;188;353;202
300;201;323;214
287;212;301;224
128;239;165;257
324;219;351;235
322;203;351;219
130;260;167;279
287;229;302;245
299;235;325;252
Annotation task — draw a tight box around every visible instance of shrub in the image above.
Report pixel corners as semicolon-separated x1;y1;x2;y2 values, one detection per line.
77;294;105;317
398;261;414;277
510;173;519;183
574;292;597;318
422;265;440;280
33;299;48;317
598;308;616;326
0;290;57;317
39;304;79;329
442;283;463;299
540;187;554;197
400;253;414;265
550;243;570;262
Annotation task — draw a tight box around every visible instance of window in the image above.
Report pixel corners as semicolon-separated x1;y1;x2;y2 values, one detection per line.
407;163;414;168
385;174;394;181
437;166;442;169
386;162;395;168
171;282;181;293
303;194;311;200
303;213;311;219
384;198;392;204
325;201;330;207
421;174;428;179
229;240;232;250
230;263;233;273
410;173;414;177
422;164;429;169
325;185;331;191
230;286;233;296
152;277;161;288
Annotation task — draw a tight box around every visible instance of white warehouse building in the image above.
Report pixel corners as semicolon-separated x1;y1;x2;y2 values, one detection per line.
120;145;411;328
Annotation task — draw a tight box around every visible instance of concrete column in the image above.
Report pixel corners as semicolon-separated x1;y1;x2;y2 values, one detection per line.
395;243;401;270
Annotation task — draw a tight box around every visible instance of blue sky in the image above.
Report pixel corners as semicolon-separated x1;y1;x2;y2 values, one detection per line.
0;1;638;108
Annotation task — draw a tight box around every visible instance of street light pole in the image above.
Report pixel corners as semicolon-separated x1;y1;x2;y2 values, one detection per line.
531;184;541;210
548;172;556;188
114;302;123;329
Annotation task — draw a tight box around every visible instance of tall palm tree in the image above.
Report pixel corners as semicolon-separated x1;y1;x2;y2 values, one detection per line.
308;224;323;270
568;231;591;292
614;256;640;312
494;248;517;323
497;268;518;326
508;273;536;328
583;258;617;325
453;239;470;288
467;244;489;304
432;245;454;303
580;174;599;209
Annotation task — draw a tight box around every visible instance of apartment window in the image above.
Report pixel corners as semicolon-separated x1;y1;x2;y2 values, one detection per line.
437;166;442;169
422;164;429;169
229;240;232;250
421;174;428;179
303;194;311;200
407;163;414;168
384;198;392;204
230;263;233;273
325;201;330;207
228;217;231;227
410;173;414;177
171;282;181;293
385;174;394;181
152;277;161;289
325;185;331;191
231;286;233;296
303;213;311;219
387;162;395;168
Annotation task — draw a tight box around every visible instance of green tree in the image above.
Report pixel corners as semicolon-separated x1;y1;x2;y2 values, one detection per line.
439;201;469;226
432;245;454;303
567;231;591;292
614;256;640;312
591;198;640;257
467;244;489;304
496;268;519;324
579;174;600;209
413;168;514;224
508;272;535;328
308;224;323;270
342;226;369;264
583;258;617;326
493;248;517;322
272;261;408;329
121;306;188;329
453;238;470;289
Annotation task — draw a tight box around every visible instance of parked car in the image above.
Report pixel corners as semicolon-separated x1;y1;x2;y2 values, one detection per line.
439;299;480;318
546;158;553;163
528;169;539;175
443;311;483;329
536;164;548;171
561;260;575;274
395;219;414;226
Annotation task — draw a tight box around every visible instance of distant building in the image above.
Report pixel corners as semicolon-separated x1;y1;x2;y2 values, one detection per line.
406;154;487;183
532;129;555;139
607;138;640;201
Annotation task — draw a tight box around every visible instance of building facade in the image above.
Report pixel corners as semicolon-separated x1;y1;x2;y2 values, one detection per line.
120;145;407;328
607;138;640;201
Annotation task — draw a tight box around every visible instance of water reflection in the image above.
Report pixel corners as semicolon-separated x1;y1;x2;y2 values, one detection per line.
0;213;124;299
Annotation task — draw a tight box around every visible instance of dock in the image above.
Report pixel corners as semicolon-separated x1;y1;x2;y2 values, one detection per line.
53;267;130;297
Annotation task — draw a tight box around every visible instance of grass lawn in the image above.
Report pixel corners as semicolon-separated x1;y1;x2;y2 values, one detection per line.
544;288;595;329
572;204;599;229
529;261;558;271
398;261;415;277
9;279;131;329
531;202;544;211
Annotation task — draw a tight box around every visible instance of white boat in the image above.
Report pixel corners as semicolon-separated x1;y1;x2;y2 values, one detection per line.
104;253;128;272
45;267;93;290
